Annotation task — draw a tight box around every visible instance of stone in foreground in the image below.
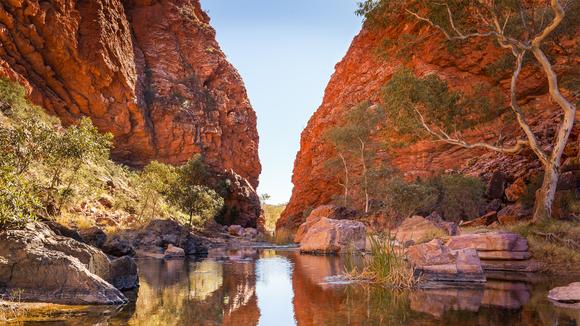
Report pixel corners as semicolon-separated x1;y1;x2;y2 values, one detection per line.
548;282;580;308
294;205;356;243
299;217;365;254
108;256;139;290
0;223;127;305
407;239;486;283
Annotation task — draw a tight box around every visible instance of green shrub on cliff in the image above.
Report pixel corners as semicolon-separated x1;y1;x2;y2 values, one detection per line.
384;173;484;221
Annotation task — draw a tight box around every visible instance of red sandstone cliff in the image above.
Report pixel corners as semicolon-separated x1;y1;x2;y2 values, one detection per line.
278;13;579;233
0;0;261;226
0;0;260;186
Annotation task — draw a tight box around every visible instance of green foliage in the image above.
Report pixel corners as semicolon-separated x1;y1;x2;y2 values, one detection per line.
383;177;438;219
428;174;485;221
0;169;41;227
136;161;179;221
324;102;390;211
350;234;418;288
159;156;225;227
383;173;484;221
169;184;224;227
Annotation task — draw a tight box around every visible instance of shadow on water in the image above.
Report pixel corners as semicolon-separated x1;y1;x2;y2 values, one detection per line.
11;249;580;325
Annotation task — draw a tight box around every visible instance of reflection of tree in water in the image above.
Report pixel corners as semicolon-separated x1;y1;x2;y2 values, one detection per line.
123;255;259;326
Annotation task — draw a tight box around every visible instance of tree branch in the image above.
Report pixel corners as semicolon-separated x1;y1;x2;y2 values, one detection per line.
413;108;528;155
508;51;550;165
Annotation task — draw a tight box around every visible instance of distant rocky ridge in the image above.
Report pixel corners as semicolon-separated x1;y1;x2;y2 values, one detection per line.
0;0;262;225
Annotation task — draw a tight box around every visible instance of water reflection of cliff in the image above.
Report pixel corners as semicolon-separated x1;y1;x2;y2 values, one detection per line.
287;252;578;326
129;249;260;326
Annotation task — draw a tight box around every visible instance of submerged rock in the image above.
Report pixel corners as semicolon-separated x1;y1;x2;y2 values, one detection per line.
0;223;127;305
548;282;580;308
299;217;366;254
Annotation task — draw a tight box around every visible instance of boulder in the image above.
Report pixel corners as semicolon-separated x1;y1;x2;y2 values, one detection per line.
102;236;135;257
557;171;580;191
134;219;207;257
108;256;139;290
228;225;244;237
548;282;580;308
497;204;532;225
43;220;83;242
164;244;185;259
294;205;357;243
407;239;485;283
485;199;502;213
0;223;126;305
242;227;258;239
79;227;107;248
486;171;507;200
505;177;526;202
98;195;114;209
461;211;497;228
393;216;448;244
299;217;366;254
480;260;541;272
446;232;528;252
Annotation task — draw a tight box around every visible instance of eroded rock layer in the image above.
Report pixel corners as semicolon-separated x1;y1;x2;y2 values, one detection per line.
0;0;260;189
279;14;578;233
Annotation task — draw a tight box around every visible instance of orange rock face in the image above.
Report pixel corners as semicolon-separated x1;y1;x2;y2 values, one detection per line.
278;16;578;233
0;0;260;188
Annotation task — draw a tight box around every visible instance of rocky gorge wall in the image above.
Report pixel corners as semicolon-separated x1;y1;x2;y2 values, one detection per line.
0;0;262;226
278;13;579;233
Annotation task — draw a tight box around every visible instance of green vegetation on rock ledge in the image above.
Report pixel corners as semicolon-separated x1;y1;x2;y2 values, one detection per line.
0;78;224;230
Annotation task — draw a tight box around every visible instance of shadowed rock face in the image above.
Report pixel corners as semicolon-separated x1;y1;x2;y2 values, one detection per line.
0;0;260;189
278;14;578;234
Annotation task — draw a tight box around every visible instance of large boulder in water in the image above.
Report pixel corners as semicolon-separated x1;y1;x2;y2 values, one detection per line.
299;217;366;254
0;223;127;305
294;205;357;243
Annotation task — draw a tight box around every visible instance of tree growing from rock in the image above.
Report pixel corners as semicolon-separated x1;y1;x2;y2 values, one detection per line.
324;102;388;213
360;0;578;223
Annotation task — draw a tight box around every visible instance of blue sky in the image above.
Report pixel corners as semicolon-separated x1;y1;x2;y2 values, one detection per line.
201;1;362;204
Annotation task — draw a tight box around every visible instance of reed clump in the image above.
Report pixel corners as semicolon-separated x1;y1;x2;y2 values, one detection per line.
346;234;419;289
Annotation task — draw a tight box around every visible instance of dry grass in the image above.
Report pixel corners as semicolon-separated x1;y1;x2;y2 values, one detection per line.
505;220;580;274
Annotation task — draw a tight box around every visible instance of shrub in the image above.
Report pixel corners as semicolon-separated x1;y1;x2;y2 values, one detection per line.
169;184;224;227
0;169;41;227
383;177;437;219
428;174;485;222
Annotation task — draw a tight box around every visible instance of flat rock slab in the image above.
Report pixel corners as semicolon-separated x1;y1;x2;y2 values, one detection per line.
446;232;528;252
408;239;485;283
477;251;531;261
394;216;447;244
548;282;580;308
480;259;541;273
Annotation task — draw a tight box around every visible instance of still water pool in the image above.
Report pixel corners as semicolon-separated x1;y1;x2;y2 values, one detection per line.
13;248;580;325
